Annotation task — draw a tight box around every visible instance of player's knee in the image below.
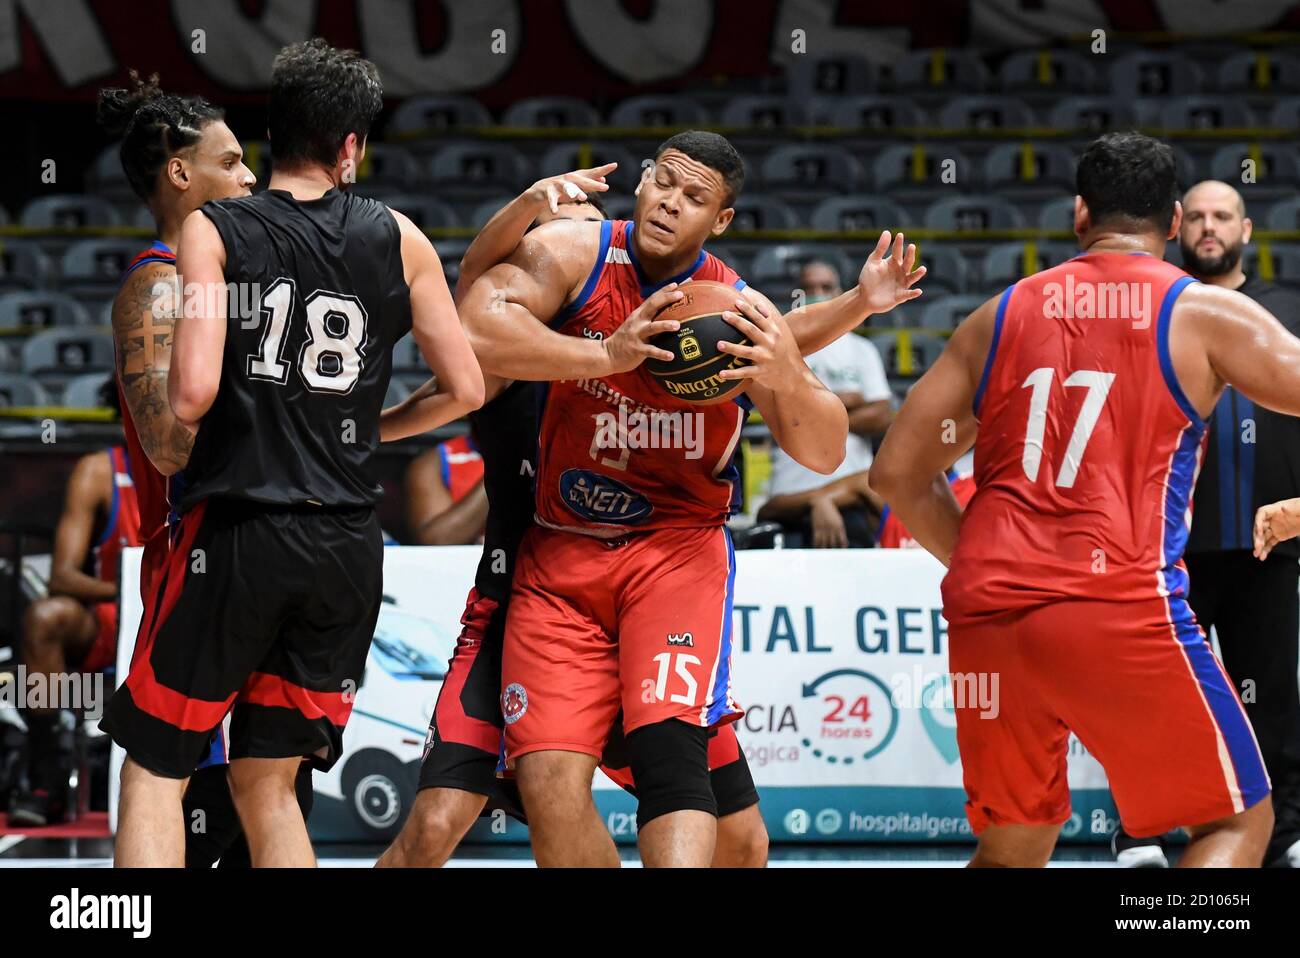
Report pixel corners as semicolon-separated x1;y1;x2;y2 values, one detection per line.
22;596;81;653
1189;794;1275;845
227;759;298;808
517;752;597;812
627;719;716;830
405;790;480;855
733;814;769;868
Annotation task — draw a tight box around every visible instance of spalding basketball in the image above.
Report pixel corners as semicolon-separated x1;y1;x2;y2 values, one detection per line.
646;280;752;404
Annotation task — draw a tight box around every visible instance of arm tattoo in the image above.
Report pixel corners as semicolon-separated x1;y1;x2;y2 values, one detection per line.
112;266;194;472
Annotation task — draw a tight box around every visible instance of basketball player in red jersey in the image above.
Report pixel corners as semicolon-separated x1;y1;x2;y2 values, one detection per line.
870;132;1296;867
460;131;926;867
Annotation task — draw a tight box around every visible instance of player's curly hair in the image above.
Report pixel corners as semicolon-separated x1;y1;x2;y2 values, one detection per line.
96;71;225;202
655;131;746;208
1076;132;1179;233
269;38;383;171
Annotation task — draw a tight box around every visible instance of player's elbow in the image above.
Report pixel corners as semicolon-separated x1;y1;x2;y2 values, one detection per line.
452;372;486;413
794;440;845;477
868;455;902;503
168;376;210;429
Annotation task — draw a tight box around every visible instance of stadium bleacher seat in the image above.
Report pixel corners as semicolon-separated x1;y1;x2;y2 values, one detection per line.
60;238;142;303
911;244;968;296
21;328;115;383
759;144;864;197
1269;98;1300;129
20;195;121;229
1047;97;1143;134
60;371;111;408
785;54;882;98
919;294;987;332
86;142;133;201
0;240;55;291
809;196;906;233
428;143;533;208
503;97;601;129
1109;50;1205;98
1206;143;1300;200
720;96;813;129
870;329;947;378
539;141;641;193
750;243;856;291
997;49;1100;95
1036;196;1077;233
433;238;471;288
728;195;800;232
1215;51;1300;93
391;333;425;375
384;377;411;410
981;142;1077;199
0;291;92;332
0;372;50;407
355;143;423;192
924;195;1026;232
380;195;459;230
980;240;1078;288
130;206;155;231
608;95;711;128
828;96;926;132
0;341;17;372
387;95;493;139
892;49;991;93
1159;96;1257;130
1268;244;1300;288
936;95;1036;131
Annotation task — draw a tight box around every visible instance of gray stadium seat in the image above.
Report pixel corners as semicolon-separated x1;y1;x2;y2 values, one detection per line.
1159;97;1257;130
383;377;411;410
923;196;1026;232
503;97;600;129
1037;196;1078;233
705;244;750;280
809;196;906;233
920;295;988;332
727;195;799;232
750;244;856;291
0;372;51;407
20;195;121;229
538;141;641;193
428;143;532;197
869;330;947;377
21;328;115;378
387;96;493;138
980;241;1078;288
61;238;142;300
936;95;1035;131
0;240;54;291
469;196;523;230
433;239;471;288
0;341;17;372
1265;196;1300;229
391;333;425;375
911;244;968;296
1206;143;1300;191
997;49;1099;94
355;144;422;191
759;145;864;195
893;49;990;92
597;195;637;220
1270;98;1300;129
719;96;812;129
1216;51;1300;93
981;143;1076;197
1108;51;1204;97
828;96;925;131
382;195;459;230
131;206;156;231
0;205;10;226
1047;97;1142;133
86;142;133;199
608;96;710;128
785;54;882;97
871;145;976;196
61;372;112;409
1269;244;1300;289
0;291;92;332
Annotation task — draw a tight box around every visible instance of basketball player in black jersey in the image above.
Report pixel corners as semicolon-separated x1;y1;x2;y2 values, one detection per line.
101;39;484;867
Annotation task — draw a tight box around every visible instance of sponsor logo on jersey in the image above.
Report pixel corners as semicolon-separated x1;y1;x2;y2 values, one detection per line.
558;468;653;524
667;631;694;647
502;683;528;724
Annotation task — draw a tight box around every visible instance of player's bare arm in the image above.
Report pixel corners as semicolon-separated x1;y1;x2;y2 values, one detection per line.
454;164;616;303
379;210;486;441
768;230;925;357
47;452;117;604
460;218;681;381
868;296;993;565
111;261;195;476
170;208;228;433
406;452;489;545
717;296;848;475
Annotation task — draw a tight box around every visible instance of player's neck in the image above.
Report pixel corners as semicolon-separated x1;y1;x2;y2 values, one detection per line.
267;166;340;201
1081;230;1165;258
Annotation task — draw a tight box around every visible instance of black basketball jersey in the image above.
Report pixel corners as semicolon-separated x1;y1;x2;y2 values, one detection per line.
180;189;412;510
472;380;541;601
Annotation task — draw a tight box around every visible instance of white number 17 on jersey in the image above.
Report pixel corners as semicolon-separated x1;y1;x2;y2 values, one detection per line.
1020;367;1116;488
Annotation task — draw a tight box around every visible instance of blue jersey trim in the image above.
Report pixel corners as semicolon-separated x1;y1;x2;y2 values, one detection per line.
551;219;612;328
121;240;175;280
1155;275;1203;426
625;220;706;297
973;285;1014;418
94;448;120;549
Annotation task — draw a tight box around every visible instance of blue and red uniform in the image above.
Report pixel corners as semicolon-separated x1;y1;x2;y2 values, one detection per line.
436;434;484;503
502;219;748;762
942;252;1270;837
877;471;976;549
81;446;144;672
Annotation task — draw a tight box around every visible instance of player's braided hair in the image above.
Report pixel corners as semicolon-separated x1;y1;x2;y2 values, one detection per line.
96;71;225;202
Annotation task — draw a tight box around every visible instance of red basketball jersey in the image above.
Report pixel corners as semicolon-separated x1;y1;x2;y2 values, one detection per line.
94;445;145;585
943;252;1203;620
436;434;485;502
116;241;180;541
534;219;748;534
879;473;977;548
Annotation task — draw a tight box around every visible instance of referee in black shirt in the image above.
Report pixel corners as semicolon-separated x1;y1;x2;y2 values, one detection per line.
1115;180;1300;867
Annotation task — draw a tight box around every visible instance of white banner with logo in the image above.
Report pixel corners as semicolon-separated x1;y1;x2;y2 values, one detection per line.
113;545;1118;844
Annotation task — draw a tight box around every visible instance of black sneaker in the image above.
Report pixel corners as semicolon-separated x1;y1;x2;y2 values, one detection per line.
1111;827;1170;867
7;783;52;828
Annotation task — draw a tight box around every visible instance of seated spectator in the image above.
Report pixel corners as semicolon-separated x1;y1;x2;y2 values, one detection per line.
757;260;893;547
11;382;140;826
405;425;487;544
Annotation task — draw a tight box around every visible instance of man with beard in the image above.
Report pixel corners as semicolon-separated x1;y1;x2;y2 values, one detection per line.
1111;179;1300;868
